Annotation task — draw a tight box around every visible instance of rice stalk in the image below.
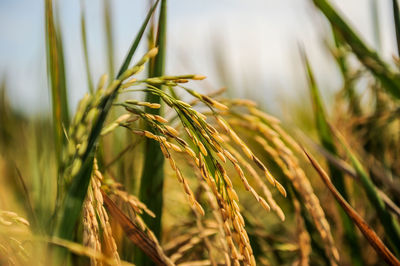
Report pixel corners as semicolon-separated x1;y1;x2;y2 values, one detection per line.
115;80;294;265
82;159;120;265
301;48;362;265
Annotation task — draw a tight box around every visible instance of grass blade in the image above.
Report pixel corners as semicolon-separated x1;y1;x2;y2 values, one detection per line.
135;2;167;265
80;0;94;93
312;0;400;99
393;0;400;56
304;148;400;266
301;49;363;265
116;0;160;78
103;0;115;80
45;0;70;163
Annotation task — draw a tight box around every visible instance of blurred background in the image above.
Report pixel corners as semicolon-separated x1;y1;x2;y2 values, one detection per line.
0;0;397;117
2;1;400;265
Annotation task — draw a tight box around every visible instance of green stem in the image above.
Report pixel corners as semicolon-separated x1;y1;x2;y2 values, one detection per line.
136;1;167;265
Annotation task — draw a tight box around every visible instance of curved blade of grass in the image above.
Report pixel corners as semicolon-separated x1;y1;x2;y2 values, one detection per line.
304;148;400;266
117;0;160;78
102;191;172;266
45;0;70;164
333;128;400;256
103;0;115;80
301;48;363;265
312;0;400;99
80;0;94;93
393;0;400;56
53;1;160;259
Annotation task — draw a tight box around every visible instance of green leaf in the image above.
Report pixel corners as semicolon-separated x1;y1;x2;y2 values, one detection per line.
140;0;167;238
312;0;400;99
45;0;70;165
117;0;161;78
136;2;167;265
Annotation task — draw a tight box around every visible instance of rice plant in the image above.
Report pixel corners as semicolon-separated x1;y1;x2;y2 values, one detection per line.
2;0;400;265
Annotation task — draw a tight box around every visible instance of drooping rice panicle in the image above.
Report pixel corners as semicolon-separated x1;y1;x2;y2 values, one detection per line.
254;136;339;265
225;144;285;221
82;159;120;266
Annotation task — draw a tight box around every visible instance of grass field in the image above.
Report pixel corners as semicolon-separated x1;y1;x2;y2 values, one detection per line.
1;0;400;265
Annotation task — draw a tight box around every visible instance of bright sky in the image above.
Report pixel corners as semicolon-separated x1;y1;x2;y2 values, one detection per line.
0;0;397;115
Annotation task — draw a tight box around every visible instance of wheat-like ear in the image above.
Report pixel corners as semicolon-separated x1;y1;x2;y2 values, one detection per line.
115;78;296;265
82;159;120;266
207;100;339;265
254;124;339;265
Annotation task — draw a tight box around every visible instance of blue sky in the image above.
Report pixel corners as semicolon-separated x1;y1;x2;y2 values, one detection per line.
0;0;397;115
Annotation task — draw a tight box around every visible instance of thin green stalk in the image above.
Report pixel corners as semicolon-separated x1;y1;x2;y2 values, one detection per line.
45;0;70;163
140;0;167;238
136;2;167;265
301;49;363;266
104;0;115;80
80;0;94;93
45;0;70;220
135;0;167;265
